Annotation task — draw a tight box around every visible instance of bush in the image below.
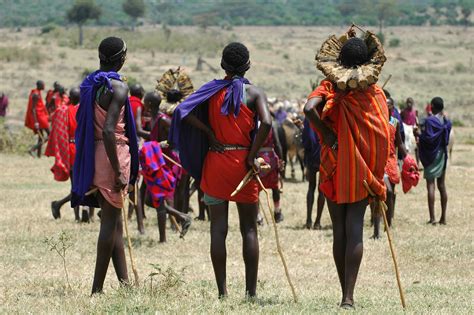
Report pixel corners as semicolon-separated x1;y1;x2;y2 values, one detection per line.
454;62;467;73
451;118;464;127
41;23;57;34
376;32;385;45
389;38;401;47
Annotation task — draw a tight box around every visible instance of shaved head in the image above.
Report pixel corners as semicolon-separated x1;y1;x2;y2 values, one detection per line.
144;92;162;115
70;87;80;105
36;80;45;90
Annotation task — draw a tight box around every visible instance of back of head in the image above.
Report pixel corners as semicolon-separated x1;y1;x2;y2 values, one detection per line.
70;87;80;104
58;85;66;95
166;89;184;104
339;37;368;68
144;92;162;113
98;37;127;68
221;42;250;76
130;84;144;98
431;97;444;113
36;80;45;90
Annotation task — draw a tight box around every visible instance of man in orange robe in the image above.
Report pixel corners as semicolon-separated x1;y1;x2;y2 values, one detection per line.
26;80;50;157
304;37;390;309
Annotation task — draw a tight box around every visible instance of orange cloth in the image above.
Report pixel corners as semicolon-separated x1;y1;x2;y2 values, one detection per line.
92;103;130;209
200;88;258;203
45;104;78;181
308;80;390;203
25;89;49;131
384;117;400;185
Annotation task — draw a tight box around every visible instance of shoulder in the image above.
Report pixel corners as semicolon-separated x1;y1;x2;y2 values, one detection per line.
246;84;265;98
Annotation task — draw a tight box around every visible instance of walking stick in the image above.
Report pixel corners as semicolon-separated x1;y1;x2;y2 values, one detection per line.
381;74;393;89
122;194;140;286
258;199;270;225
363;180;406;309
256;174;298;303
162;152;183;169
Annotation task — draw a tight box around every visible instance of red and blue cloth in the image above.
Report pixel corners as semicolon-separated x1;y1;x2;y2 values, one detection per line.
139;141;176;208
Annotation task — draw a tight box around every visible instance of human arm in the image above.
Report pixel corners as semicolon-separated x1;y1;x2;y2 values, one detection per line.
135;106;150;140
183;111;225;152
31;93;40;130
395;123;407;159
246;86;272;169
102;80;129;191
303;97;336;148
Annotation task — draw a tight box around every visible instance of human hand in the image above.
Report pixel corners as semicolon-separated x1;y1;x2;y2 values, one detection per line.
323;130;337;150
208;132;225;153
34;122;40;130
113;172;128;192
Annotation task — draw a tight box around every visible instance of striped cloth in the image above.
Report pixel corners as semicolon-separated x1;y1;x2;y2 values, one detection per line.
307;80;390;203
139;141;177;208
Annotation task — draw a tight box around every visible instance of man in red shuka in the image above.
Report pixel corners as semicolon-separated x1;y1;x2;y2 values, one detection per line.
26;80;50;158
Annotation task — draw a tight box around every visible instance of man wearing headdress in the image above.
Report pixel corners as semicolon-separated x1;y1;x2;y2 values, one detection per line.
169;42;272;298
304;30;390;309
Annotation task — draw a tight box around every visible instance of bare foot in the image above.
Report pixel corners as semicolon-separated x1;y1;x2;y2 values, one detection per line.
438;219;446;225
313;223;322;230
427;220;437;225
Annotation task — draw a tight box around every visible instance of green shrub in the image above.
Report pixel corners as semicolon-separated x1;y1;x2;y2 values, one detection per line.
389;38;401;47
451;118;465;127
454;62;467;73
41;23;57;34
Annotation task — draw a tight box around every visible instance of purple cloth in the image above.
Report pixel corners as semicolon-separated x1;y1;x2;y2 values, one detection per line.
302;119;321;169
72;70;139;207
275;109;287;124
169;76;250;181
419;115;451;168
0;94;8;117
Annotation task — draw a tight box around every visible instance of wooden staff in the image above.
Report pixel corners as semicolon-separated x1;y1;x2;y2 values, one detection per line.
381;74;392;89
230;169;254;197
122;194;140;285
258;199;270;226
256;174;298;303
363;180;406;309
162;152;183;169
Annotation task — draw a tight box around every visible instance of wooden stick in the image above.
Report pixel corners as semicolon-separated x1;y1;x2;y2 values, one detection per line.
230;169;254;197
381;74;392;89
122;194;139;286
256;174;298;303
258;199;270;226
162;152;183;169
363;180;406;309
169;215;182;234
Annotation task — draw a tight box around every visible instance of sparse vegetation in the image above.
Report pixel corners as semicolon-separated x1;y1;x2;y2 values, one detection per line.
43;231;74;290
389;37;401;47
0;46;46;65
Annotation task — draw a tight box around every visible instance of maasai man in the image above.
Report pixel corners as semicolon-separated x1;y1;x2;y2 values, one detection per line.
401;97;418;126
0;92;8;118
304;35;390;309
371;97;407;239
46;87;80;220
45;81;60;115
416;97;451;225
300;118;326;230
170;42;272;298
26;80;50;158
141;91;192;241
72;37;139;294
257;118;284;223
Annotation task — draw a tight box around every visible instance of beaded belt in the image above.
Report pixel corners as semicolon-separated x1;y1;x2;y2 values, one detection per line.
210;144;249;152
258;147;273;153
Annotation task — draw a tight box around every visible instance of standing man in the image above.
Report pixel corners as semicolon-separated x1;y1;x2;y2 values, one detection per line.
0;92;8;119
170;42;272;298
72;37;139;294
304;35;389;309
25;80;50;157
416;97;451;225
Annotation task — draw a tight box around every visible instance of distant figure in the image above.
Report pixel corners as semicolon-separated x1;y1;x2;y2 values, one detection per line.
274;103;287;124
417;97;451;225
301;118;325;230
25;80;50;157
129;83;148;140
46;81;61;115
400;97;418;126
0;92;8;118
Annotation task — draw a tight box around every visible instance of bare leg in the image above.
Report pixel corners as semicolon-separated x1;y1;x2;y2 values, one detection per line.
91;193;128;294
437;171;447;224
139;181;147;219
327;199;347;299
196;188;208;221
384;177;395;227
314;185;326;229
426;179;436;224
305;166;317;229
370;202;381;239
156;201;167;243
342;199;368;307
272;189;283;223
209;202;229;298
237;202;259;297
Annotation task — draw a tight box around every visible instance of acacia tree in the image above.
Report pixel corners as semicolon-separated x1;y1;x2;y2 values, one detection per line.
67;0;101;46
374;0;398;35
123;0;146;31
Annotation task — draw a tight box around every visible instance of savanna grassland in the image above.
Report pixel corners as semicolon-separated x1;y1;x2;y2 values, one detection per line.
0;25;473;314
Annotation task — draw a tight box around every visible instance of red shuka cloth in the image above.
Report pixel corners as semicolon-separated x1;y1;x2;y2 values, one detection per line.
200;88;258;203
25;89;49;131
308;80;390;203
385;117;400;185
45;104;78;181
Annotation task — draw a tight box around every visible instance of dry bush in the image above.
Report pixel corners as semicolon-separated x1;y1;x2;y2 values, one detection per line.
0;46;46;65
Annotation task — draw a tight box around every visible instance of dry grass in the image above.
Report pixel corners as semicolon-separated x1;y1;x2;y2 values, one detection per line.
0;130;473;313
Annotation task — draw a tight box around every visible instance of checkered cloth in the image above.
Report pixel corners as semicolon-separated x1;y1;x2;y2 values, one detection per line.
139;141;176;208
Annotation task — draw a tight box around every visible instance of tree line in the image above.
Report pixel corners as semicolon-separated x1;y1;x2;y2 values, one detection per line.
1;0;472;32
